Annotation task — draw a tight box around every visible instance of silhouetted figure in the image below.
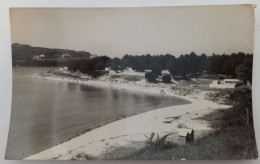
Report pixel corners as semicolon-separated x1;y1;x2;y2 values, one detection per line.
185;129;195;143
185;133;190;143
191;129;194;142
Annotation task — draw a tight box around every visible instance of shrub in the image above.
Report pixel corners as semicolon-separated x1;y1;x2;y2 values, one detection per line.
151;64;162;76
80;61;95;75
144;132;176;149
162;74;171;83
145;72;157;82
134;63;145;72
68;60;82;71
71;152;95;160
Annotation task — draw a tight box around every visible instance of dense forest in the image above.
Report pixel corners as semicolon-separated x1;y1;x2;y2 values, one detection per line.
66;52;253;83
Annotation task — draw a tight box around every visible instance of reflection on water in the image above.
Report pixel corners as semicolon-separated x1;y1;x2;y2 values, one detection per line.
6;67;190;159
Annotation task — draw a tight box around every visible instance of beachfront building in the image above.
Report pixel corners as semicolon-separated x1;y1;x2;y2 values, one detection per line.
62;53;71;59
162;70;170;75
125;67;133;72
144;69;152;73
32;54;45;60
209;79;240;88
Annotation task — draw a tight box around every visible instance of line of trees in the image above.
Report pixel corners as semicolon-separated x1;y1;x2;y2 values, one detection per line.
107;52;253;82
12;44;253;82
65;52;253;83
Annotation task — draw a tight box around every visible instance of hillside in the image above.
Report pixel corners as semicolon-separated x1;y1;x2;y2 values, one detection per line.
12;43;92;60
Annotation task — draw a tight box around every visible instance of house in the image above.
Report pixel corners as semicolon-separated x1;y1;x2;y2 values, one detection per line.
32;55;40;60
62;54;71;59
58;67;68;72
125;67;133;72
144;70;152;73
209;79;240;88
32;54;45;60
162;70;170;75
90;54;98;59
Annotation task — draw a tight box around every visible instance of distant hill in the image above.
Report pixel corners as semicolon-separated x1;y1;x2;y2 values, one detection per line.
12;43;92;60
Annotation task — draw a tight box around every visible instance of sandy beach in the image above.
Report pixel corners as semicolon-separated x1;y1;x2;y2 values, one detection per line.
25;69;232;160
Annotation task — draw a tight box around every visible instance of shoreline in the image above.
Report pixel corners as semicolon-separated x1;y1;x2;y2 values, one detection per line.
32;70;199;102
25;70;232;160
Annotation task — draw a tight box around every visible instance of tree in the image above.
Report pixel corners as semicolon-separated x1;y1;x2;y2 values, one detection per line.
121;54;135;70
134;60;145;72
108;57;121;71
145;72;157;82
68;59;82;71
169;55;189;78
199;53;207;72
188;52;200;73
162;74;171;83
99;56;110;66
151;63;162;76
80;60;95;75
236;55;253;83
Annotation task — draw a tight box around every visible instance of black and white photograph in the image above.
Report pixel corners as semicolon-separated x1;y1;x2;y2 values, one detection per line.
5;5;258;160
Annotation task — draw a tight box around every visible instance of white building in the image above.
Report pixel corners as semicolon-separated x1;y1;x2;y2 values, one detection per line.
125;67;133;72
209;79;240;88
144;70;152;73
58;67;68;72
32;54;45;60
62;54;71;59
162;70;170;75
90;54;97;59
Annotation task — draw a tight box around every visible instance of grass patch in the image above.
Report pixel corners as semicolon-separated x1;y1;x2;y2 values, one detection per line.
113;127;257;160
144;133;177;149
71;152;96;160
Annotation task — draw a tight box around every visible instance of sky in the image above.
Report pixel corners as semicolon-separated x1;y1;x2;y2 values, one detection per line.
10;5;255;58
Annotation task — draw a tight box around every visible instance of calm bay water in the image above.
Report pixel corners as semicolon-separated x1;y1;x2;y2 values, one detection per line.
6;67;190;159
